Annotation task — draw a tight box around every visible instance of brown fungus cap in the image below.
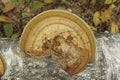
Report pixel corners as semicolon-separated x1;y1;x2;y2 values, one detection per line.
0;52;6;77
20;10;96;75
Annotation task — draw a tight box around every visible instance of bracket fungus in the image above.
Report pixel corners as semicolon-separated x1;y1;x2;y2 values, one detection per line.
0;53;6;77
20;10;96;75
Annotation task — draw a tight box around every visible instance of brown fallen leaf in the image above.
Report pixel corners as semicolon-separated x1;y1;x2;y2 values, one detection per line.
1;0;10;3
100;4;116;22
105;0;116;4
0;16;13;23
111;22;119;33
1;0;15;12
0;52;6;77
90;0;96;5
90;25;97;31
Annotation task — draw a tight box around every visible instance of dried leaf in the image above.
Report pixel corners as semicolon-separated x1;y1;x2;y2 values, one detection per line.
4;24;13;38
105;0;116;4
0;16;13;23
93;11;100;26
113;0;116;2
1;0;15;12
90;0;96;5
33;1;43;9
111;22;119;33
105;0;113;4
109;4;116;9
3;2;15;12
100;4;116;22
90;25;97;31
1;0;10;4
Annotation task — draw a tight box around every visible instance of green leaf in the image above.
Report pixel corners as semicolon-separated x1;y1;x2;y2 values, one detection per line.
33;1;43;9
22;12;31;18
93;11;100;26
44;0;53;3
12;0;23;5
4;24;13;38
11;33;19;39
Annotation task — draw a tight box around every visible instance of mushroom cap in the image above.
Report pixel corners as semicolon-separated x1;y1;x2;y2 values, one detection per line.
0;53;6;77
20;10;96;75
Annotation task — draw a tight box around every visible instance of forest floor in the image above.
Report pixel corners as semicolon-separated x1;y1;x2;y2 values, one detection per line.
0;0;120;38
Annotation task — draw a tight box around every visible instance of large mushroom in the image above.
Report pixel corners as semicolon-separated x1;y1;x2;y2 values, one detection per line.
0;53;6;77
20;10;96;75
